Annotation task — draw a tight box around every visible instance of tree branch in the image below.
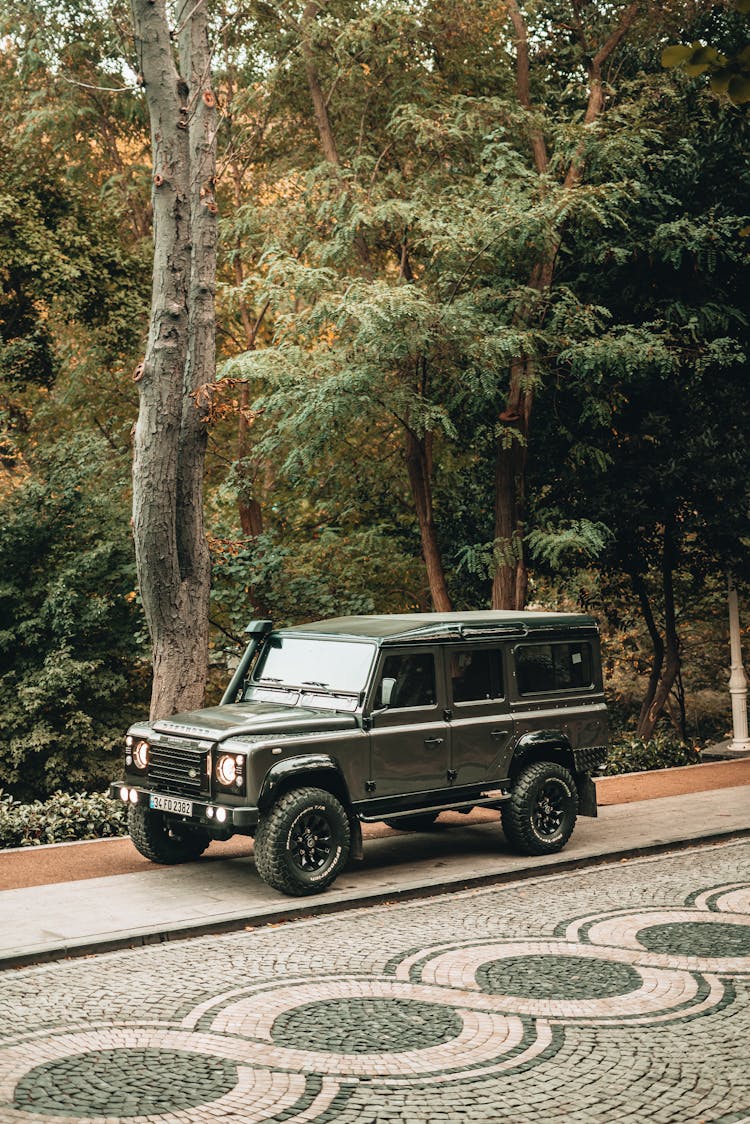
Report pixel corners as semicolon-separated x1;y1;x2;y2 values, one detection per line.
504;0;548;175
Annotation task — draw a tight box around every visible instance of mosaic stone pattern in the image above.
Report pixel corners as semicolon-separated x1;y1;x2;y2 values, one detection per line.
0;839;748;1123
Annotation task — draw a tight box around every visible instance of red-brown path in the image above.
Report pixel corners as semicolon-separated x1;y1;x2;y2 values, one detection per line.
2;757;748;892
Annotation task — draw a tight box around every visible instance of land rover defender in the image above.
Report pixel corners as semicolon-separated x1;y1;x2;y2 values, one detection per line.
112;612;608;896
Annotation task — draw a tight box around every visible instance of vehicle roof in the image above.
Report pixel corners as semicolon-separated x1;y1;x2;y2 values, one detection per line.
277;611;598;644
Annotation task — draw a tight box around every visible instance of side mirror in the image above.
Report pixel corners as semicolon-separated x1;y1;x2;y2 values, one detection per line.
366;677;397;726
380;677;396;708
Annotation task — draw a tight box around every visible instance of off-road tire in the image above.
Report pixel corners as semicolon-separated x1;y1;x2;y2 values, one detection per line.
383;811;440;831
501;761;578;856
254;786;350;897
127;804;211;865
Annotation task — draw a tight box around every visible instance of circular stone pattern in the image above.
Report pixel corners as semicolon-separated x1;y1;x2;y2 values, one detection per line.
477;955;643;1001
637;921;750;959
271;997;463;1054
13;1048;238;1118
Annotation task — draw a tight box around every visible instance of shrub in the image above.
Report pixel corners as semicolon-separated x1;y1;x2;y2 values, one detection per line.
0;436;150;800
0;789;127;849
602;731;702;776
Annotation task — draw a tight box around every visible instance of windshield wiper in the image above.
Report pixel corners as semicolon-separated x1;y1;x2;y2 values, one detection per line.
254;678;298;691
302;680;330;689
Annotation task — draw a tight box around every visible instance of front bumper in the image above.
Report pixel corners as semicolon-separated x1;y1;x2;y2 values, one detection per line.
109;783;259;829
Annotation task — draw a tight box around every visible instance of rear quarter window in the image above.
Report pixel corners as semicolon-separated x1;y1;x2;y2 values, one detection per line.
515;642;594;695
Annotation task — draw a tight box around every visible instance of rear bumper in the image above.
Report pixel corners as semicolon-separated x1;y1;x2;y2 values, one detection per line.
109;783;259;829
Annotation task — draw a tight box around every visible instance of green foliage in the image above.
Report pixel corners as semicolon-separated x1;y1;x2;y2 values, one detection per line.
527;522;614;571
0;789;126;849
603;731;702;776
662;0;750;106
209;526;427;672
0;436;149;800
0;0;745;770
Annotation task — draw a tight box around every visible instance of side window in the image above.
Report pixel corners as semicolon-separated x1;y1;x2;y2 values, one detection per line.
516;642;593;695
449;649;503;704
377;653;436;709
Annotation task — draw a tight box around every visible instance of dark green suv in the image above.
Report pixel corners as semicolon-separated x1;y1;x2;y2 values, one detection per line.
112;612;608;896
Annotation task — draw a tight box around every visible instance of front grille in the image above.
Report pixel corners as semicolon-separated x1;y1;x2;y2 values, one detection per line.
148;742;208;797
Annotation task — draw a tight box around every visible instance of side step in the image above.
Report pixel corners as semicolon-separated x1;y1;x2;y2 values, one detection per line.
359;791;510;824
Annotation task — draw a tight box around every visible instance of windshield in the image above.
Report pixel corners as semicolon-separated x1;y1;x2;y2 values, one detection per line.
251;635;376;695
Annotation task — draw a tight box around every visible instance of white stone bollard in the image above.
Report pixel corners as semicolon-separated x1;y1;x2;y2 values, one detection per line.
728;573;750;753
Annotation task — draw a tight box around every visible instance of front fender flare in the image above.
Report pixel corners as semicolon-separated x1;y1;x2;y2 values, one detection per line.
258;754;350;811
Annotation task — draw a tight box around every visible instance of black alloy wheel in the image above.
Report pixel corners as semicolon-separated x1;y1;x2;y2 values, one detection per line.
288;806;334;873
533;778;569;837
501;761;579;856
253;786;351;896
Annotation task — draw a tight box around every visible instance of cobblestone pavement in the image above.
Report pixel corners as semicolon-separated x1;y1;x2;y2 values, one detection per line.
1;839;749;1124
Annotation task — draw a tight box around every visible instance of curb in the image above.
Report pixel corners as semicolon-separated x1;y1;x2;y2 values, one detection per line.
595;756;750;805
4;824;749;972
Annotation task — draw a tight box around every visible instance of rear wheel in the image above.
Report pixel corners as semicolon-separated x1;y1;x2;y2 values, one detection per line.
127;804;211;864
383;811;440;831
501;761;578;856
254;786;350;896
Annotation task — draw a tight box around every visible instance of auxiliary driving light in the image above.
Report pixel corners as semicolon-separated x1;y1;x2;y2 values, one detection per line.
215;807;227;824
128;789;139;804
206;806;215;818
119;786;129;802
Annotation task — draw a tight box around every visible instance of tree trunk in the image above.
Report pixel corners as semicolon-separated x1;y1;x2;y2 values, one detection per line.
404;428;452;612
636;518;681;740
300;0;370;270
237;383;264;536
492;355;533;609
131;0;216;720
631;571;665;735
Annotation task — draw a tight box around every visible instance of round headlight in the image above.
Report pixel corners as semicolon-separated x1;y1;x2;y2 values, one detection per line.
216;754;238;786
133;740;150;770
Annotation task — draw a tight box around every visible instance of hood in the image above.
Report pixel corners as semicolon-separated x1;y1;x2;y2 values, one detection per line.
151;700;357;743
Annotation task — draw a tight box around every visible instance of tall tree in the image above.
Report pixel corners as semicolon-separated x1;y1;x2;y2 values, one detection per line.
491;0;642;609
131;0;217;718
528;48;750;736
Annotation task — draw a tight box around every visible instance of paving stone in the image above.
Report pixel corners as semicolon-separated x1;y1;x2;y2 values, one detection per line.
0;839;748;1122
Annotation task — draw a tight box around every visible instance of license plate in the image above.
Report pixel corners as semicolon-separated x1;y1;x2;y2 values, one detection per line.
149;794;193;816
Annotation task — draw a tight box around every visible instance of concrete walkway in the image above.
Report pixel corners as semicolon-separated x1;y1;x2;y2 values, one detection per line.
1;783;748;969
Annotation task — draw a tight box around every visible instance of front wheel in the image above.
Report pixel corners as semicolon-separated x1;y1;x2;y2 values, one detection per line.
127;804;211;864
501;762;578;856
254;786;351;896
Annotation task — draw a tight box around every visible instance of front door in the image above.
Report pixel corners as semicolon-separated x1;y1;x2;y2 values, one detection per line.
444;645;513;786
368;649;449;797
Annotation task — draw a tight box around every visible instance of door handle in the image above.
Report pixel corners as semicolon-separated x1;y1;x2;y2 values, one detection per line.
424;737;444;747
490;729;510;739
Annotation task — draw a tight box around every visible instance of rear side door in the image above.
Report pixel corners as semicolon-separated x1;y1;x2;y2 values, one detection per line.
368;648;449;797
444;645;514;785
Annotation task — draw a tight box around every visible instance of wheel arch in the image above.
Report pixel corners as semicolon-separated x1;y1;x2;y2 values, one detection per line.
258;754;350;808
509;733;598;818
509;731;575;778
257;754;363;860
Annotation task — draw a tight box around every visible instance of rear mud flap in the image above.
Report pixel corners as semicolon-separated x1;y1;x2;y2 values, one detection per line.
577;772;598;817
349;814;364;861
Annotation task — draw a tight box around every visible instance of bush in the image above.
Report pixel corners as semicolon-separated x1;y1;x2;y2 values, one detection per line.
602;731;702;776
0;789;127;849
0;436;150;800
